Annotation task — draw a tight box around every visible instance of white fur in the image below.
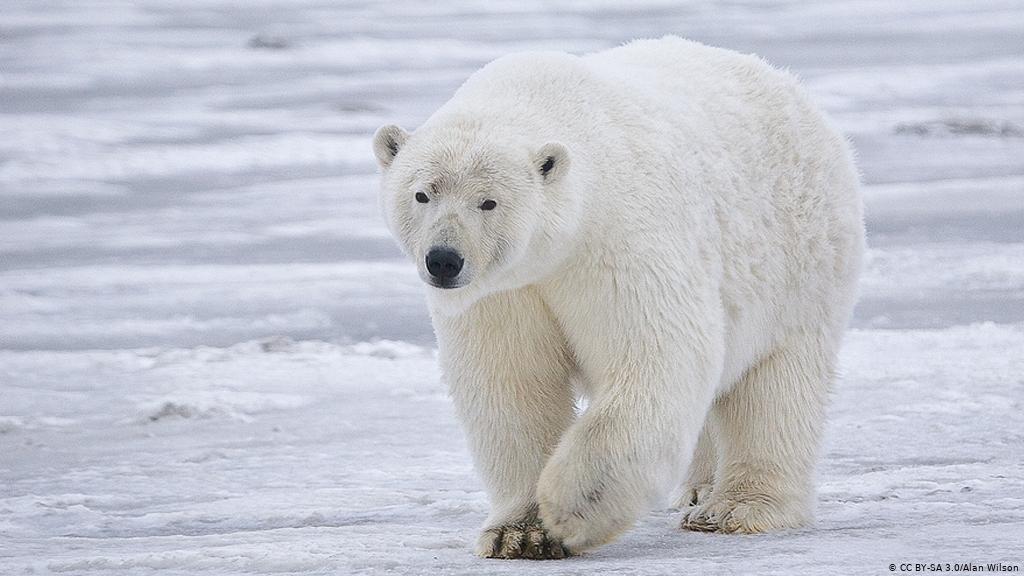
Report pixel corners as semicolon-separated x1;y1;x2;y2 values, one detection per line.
374;37;864;558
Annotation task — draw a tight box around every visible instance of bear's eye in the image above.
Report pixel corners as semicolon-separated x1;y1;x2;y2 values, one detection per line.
480;199;497;211
415;191;429;204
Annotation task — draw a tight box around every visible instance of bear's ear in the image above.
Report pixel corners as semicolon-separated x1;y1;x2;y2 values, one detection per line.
373;124;409;169
534;142;570;184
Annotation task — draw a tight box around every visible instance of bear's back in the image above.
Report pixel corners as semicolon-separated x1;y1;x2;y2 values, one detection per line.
439;50;599;129
438;38;812;145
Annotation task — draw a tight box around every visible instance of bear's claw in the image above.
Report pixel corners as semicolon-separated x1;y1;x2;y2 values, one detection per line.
477;521;571;560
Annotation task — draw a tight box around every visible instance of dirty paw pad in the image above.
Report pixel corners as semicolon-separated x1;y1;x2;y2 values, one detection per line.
679;505;721;532
480;521;571;560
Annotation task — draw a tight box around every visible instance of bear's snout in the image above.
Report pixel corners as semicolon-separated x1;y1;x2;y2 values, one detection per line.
425;247;465;287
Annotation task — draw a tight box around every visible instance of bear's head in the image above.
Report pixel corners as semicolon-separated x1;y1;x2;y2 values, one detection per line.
373;120;577;311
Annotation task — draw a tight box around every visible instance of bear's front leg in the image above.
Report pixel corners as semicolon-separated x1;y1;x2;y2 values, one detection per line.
433;288;576;559
536;373;714;552
536;274;724;552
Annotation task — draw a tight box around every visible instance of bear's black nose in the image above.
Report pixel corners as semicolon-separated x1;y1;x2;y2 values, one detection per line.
425;247;464;280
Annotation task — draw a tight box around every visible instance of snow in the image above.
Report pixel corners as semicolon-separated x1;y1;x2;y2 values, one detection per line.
2;0;1022;573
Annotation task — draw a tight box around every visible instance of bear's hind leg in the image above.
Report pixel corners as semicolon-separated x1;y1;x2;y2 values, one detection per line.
681;328;835;534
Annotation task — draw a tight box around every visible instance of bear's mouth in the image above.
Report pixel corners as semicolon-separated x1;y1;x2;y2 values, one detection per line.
427;278;464;290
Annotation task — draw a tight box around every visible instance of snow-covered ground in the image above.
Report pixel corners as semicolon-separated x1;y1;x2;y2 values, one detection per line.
2;1;1022;573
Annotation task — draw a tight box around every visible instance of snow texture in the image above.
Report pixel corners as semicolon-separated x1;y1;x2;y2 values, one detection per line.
1;1;1022;574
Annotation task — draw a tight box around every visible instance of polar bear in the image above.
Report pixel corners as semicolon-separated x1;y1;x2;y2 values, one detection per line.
372;36;864;559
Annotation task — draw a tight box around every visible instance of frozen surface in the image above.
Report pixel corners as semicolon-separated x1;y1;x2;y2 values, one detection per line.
1;0;1023;573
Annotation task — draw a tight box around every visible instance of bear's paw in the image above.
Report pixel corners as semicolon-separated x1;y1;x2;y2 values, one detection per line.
680;491;810;534
475;520;571;560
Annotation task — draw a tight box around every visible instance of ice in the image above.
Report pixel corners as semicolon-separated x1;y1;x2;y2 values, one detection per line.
2;0;1022;573
2;326;1021;574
